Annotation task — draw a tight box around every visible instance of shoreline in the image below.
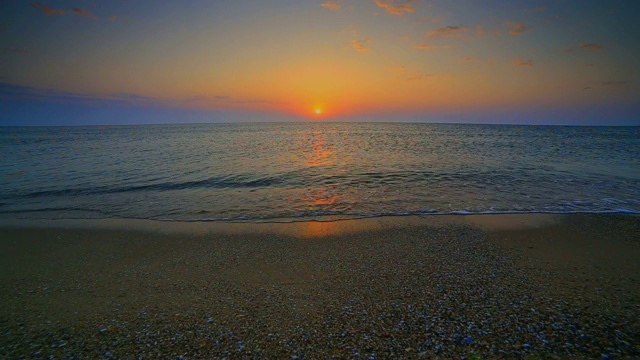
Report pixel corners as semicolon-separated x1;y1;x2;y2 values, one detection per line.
0;212;566;237
1;213;639;358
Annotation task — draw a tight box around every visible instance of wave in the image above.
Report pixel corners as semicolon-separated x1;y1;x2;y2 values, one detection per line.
4;168;639;201
156;209;640;223
1;207;637;223
2;174;288;199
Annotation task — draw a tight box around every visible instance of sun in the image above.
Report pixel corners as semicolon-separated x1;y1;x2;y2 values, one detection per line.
314;108;322;115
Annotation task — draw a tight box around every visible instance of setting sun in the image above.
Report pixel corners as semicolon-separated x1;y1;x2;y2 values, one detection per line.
314;109;322;115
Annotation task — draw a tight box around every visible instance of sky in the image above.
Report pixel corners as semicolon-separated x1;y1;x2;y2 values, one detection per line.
0;0;639;126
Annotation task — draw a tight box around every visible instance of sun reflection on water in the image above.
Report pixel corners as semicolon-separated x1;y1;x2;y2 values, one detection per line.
296;129;348;237
302;130;334;168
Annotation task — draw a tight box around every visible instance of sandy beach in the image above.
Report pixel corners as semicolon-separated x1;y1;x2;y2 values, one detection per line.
1;214;639;359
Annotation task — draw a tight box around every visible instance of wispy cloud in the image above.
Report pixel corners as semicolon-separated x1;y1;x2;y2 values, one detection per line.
0;24;6;31
3;48;30;54
72;8;97;19
320;0;341;10
505;22;531;35
185;95;230;102
562;43;605;53
513;59;533;67
108;92;160;103
463;57;473;62
183;95;275;105
428;26;468;38
374;0;416;16
580;43;604;51
352;39;371;53
31;3;64;16
413;44;449;51
227;99;274;104
0;82;277;109
108;16;117;22
185;95;206;102
0;82;161;105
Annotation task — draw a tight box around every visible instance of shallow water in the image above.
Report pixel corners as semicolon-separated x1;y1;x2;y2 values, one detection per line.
1;123;638;221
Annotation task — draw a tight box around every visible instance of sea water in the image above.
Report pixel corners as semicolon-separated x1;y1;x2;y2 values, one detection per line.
1;123;638;222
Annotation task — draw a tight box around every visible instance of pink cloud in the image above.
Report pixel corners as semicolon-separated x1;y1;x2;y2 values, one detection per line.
505;22;531;35
580;43;604;51
352;39;371;53
374;0;416;15
428;26;468;38
514;59;533;67
320;1;341;10
413;44;449;51
31;3;64;16
72;8;97;19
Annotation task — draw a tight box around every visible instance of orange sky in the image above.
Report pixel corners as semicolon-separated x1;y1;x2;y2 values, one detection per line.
1;1;639;125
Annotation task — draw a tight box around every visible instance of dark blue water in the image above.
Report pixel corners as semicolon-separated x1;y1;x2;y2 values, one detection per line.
1;123;638;222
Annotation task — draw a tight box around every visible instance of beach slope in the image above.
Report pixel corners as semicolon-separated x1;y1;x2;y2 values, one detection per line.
1;214;638;358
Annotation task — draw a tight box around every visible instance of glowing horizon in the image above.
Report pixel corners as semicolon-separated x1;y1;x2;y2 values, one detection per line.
0;1;639;125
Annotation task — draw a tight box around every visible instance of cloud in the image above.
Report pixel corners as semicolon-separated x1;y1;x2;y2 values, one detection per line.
108;92;160;103
31;3;64;16
582;63;595;67
428;26;468;38
563;44;605;53
413;44;449;51
185;95;230;102
374;0;416;16
352;39;371;53
0;82;163;106
72;8;97;19
580;43;604;51
182;95;274;105
320;0;341;10
513;59;533;67
228;99;274;104
505;22;531;35
3;48;30;54
463;57;473;62
0;24;6;31
108;15;117;22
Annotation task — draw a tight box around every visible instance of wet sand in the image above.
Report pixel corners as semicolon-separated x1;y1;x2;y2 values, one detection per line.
0;214;639;359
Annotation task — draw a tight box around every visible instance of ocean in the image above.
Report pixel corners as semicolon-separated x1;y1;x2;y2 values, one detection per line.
1;122;638;222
